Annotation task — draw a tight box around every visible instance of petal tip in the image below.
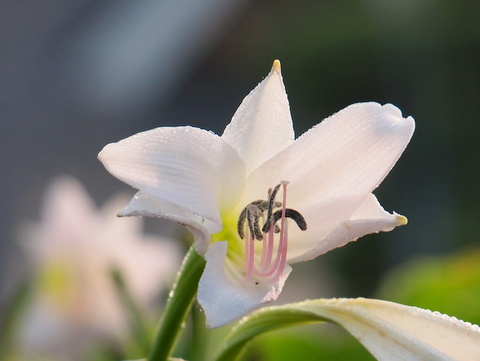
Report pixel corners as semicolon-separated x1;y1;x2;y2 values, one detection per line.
97;144;111;163
118;205;133;217
382;103;416;128
97;148;105;161
396;214;408;226
271;59;281;74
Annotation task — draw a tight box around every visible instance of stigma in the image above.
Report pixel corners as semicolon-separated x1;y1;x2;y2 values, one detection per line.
237;181;307;285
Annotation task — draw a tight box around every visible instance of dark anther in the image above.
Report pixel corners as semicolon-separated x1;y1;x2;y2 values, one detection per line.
263;184;282;232
270;208;308;231
238;183;306;240
237;200;269;240
248;206;264;240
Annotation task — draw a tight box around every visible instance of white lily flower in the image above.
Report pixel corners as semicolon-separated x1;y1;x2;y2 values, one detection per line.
307;298;480;361
99;60;415;328
19;177;181;359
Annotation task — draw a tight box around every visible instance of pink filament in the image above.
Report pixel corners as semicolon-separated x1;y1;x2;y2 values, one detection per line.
251;182;289;282
260;224;275;269
244;221;255;280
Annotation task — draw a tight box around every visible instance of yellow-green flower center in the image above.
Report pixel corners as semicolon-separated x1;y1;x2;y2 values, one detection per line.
211;182;307;286
37;262;77;309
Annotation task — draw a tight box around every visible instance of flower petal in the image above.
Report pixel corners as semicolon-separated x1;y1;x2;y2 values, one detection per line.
245;102;414;259
197;241;291;328
119;191;216;255
98;126;245;226
311;298;480;361
42;177;98;241
222;60;295;174
287;193;407;263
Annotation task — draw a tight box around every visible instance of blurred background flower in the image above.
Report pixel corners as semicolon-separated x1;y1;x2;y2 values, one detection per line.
9;176;181;360
0;0;479;359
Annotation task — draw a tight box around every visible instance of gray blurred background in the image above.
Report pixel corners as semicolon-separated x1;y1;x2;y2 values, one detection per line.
1;0;479;309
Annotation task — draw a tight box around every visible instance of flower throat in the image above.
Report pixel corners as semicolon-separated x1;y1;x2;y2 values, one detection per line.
237;181;307;284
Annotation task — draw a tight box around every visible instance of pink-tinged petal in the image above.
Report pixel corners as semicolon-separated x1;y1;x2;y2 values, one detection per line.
222;60;295;174
98;126;245;226
197;241;291;328
287;194;407;263
119;191;217;255
245;102;414;256
41;177;98;243
312;298;480;361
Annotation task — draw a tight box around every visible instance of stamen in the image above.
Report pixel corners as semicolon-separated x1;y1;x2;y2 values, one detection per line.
244;216;255;280
237;200;268;240
258;182;289;278
262;184;282;233
273;182;290;281
271;209;307;231
237;208;247;239
260;223;275;269
246;206;258;239
237;181;307;285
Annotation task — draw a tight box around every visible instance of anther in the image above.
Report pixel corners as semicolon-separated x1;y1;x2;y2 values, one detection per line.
237;200;269;240
271;208;307;231
263;184;282;233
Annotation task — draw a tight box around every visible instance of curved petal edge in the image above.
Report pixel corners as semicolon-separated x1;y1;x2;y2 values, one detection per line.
310;297;480;361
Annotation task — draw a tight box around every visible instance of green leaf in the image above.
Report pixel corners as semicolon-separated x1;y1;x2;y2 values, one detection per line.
213;297;480;361
125;357;187;361
0;276;32;357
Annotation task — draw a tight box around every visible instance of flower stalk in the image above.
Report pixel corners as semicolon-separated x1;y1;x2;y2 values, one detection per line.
147;245;205;361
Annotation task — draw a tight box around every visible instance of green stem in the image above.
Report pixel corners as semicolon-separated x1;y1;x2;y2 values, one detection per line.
0;276;32;356
213;306;324;361
111;267;151;354
148;245;206;361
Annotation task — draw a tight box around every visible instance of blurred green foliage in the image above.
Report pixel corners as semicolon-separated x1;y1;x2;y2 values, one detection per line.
240;325;375;361
377;246;480;326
